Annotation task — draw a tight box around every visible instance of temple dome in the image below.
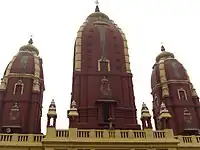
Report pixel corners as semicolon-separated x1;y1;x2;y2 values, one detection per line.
73;5;131;73
3;38;43;79
19;38;39;56
151;45;189;90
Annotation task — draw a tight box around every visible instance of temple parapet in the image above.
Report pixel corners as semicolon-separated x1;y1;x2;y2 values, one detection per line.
0;129;199;149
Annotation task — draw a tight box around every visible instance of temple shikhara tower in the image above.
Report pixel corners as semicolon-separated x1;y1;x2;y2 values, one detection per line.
0;2;199;150
0;38;44;134
151;45;200;135
70;4;139;130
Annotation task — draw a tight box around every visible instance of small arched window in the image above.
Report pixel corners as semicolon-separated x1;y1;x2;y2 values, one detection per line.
98;58;110;72
13;80;24;95
178;88;187;100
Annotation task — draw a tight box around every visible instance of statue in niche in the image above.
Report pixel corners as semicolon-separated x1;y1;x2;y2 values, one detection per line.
33;79;40;92
20;56;28;69
100;76;112;98
9;102;20;121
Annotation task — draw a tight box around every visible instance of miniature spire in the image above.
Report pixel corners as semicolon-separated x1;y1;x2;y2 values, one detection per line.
95;0;100;12
159;102;171;119
160;102;167;112
161;42;165;52
142;102;148;110
49;99;56;108
71;100;77;108
141;102;151;118
68;100;79;117
28;35;33;45
47;99;57;116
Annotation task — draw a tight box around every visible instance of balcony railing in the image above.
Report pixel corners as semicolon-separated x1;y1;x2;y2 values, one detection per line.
175;136;200;144
56;129;167;139
0;134;44;143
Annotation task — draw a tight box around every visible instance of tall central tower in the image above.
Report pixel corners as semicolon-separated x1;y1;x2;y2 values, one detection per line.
69;4;140;130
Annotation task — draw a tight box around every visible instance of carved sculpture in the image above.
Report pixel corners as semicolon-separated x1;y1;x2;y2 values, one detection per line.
100;76;112;98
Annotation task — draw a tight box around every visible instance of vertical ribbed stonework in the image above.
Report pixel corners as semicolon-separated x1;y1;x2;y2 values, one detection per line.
98;26;107;59
32;55;41;92
117;27;131;73
158;59;169;97
97;24;111;72
74;21;88;71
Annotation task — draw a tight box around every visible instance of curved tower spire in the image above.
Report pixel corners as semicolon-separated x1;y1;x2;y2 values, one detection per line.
69;4;139;130
151;45;200;135
0;38;45;134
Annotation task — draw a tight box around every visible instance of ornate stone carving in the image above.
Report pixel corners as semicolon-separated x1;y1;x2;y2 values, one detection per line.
0;78;7;90
9;102;20;121
184;108;192;124
20;56;28;69
32;79;40;92
100;76;112;98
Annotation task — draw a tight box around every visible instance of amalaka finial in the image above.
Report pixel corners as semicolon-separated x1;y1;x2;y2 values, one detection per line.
95;0;100;12
28;35;33;45
161;42;165;52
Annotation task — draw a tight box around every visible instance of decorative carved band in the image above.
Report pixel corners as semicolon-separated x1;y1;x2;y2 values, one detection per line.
5;73;43;81
151;80;191;93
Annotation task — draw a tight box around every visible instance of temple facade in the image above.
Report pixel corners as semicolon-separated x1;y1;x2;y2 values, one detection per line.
0;3;199;150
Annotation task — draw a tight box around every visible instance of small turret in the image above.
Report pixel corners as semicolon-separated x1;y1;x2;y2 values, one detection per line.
0;38;44;134
159;102;172;129
140;102;152;129
68;100;79;128
47;99;57;128
68;100;78;117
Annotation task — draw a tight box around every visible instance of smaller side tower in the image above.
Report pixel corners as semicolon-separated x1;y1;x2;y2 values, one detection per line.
47;99;57;128
67;100;79;128
46;99;57;138
151;45;200;135
159;102;172;129
0;38;45;134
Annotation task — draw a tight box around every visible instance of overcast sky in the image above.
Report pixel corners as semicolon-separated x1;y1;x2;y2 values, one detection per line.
0;0;200;133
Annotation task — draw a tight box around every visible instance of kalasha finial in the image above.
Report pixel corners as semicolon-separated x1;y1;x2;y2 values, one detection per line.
95;0;100;12
28;35;33;45
161;42;165;52
142;102;148;110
